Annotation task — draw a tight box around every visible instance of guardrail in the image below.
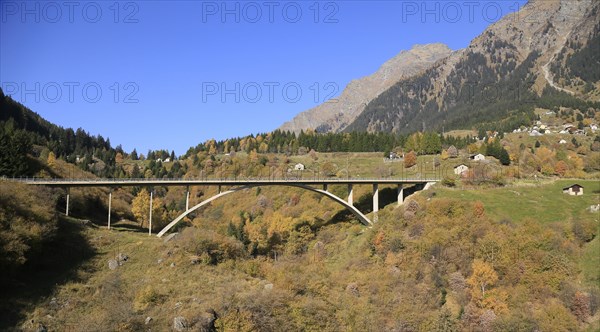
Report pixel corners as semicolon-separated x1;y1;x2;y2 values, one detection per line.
3;176;440;184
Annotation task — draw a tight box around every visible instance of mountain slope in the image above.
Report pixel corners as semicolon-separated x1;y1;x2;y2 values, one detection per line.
344;0;600;134
278;43;453;133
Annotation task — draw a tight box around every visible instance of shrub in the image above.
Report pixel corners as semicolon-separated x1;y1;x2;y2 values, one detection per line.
133;286;163;311
177;227;246;264
442;177;456;187
572;219;596;243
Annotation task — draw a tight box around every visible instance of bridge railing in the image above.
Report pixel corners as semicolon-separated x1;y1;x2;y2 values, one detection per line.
4;176;440;184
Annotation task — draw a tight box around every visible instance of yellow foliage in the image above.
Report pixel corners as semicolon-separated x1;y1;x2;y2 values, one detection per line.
47;151;56;166
133;286;162;311
481;288;509;314
467;259;498;301
441;150;449;160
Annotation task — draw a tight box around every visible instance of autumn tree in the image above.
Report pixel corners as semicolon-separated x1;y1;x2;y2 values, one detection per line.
554;160;568;176
404;151;417;168
321;161;336;177
535;146;556;175
47;151;56;167
131;189;166;229
440;150;449;160
467;259;498;300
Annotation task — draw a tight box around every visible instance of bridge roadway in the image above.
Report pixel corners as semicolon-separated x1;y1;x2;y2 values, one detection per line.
13;177;439;187
10;177;438;237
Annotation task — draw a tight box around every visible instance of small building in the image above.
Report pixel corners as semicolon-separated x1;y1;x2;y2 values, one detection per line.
454;164;469;175
447;145;458;158
294;163;305;171
470;153;485;161
563;184;584;196
164;157;171;163
590;124;598;131
558;139;567;144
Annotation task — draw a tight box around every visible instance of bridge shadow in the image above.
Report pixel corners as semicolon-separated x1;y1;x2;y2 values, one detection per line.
0;216;96;330
111;222;148;233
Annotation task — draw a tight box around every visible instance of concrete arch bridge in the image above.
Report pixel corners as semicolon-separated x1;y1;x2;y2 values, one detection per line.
15;178;437;237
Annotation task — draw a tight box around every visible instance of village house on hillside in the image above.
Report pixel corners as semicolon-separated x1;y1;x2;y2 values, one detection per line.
563;184;584;196
294;163;305;171
454;164;469;175
470;153;485;161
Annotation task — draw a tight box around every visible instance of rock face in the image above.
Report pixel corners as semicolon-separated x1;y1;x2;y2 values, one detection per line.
173;316;188;331
107;259;118;270
195;310;217;332
278;43;453;134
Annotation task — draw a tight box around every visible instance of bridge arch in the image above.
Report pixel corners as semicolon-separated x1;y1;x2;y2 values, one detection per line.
156;184;372;237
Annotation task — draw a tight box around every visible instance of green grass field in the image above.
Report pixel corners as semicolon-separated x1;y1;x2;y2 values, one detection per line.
431;179;600;224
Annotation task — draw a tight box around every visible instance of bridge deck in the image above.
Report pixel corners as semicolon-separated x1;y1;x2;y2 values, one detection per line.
8;178;439;187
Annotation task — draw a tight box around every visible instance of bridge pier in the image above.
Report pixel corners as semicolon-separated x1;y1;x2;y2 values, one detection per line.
185;186;190;211
323;184;328;192
348;184;353;205
373;184;379;221
397;184;404;206
108;190;112;230
65;188;70;216
149;191;153;235
218;185;222;194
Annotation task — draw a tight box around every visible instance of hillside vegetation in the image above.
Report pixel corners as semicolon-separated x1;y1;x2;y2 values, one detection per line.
2;175;597;331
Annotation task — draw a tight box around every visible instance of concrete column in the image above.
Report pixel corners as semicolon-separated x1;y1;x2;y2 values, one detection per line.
323;184;328;192
397;184;404;206
65;190;70;216
149;191;153;235
108;191;112;230
347;184;354;205
373;184;379;215
218;185;222;194
185;186;190;211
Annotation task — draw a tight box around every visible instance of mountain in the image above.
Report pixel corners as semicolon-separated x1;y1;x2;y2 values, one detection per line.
345;0;600;134
278;43;453;133
280;0;600;135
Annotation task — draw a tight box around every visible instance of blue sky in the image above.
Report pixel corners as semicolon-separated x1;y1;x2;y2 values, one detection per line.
1;0;527;155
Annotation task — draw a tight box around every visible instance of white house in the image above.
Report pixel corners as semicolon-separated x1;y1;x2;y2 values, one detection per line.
590;124;598;132
470;153;485;161
563;184;584;196
164;157;171;163
294;163;305;171
454;164;469;175
559;139;567;144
